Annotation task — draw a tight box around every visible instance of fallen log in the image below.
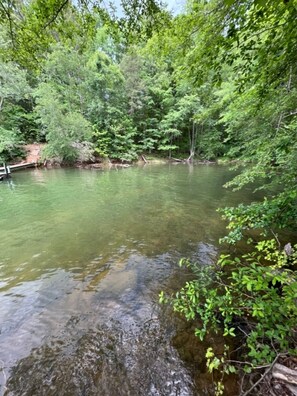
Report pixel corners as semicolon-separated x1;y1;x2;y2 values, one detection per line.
171;158;184;162
272;363;297;385
272;363;297;396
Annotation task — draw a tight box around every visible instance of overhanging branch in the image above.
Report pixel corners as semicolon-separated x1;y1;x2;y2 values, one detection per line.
43;0;70;29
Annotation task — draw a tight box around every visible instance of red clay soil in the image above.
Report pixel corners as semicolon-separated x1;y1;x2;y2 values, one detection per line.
23;144;45;163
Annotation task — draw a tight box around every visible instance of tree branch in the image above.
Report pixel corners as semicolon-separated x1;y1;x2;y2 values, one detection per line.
0;1;16;48
241;353;281;396
43;0;69;29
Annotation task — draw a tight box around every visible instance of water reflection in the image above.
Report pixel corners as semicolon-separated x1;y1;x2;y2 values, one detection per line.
0;165;256;395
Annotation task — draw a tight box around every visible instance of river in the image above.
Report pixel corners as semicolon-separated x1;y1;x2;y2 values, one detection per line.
0;164;262;395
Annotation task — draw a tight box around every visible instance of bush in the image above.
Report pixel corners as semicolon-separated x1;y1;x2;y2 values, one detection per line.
160;239;297;394
0;127;25;163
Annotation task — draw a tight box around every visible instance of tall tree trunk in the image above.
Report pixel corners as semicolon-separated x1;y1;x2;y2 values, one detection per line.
187;121;197;162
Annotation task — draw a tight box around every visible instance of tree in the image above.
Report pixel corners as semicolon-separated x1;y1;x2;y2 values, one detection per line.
34;45;94;162
35;82;92;163
158;0;297;393
0;61;30;112
0;0;97;69
0;60;31;161
120;52;179;156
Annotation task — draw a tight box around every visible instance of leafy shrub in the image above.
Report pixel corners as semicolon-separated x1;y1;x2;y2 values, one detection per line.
0;127;25;163
160;239;297;393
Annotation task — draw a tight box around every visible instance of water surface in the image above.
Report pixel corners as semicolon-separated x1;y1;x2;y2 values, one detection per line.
0;164;259;395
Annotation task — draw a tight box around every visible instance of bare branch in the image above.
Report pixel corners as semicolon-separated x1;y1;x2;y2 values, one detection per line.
241;353;281;396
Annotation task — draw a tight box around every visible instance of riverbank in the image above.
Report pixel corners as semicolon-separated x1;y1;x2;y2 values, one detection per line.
18;144;219;170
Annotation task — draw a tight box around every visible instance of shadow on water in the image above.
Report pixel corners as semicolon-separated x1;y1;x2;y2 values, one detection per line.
0;165;255;395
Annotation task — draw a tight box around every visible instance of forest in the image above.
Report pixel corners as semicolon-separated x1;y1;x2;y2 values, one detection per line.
0;0;297;394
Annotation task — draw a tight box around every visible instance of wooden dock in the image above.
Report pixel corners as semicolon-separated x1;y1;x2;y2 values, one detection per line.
0;162;36;180
0;162;36;172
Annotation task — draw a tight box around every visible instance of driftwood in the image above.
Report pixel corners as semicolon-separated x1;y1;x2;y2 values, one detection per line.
171;158;184;162
286;384;297;396
241;355;296;395
273;363;297;385
141;155;148;163
272;363;297;395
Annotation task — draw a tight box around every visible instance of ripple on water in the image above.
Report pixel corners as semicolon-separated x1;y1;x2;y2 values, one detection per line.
0;166;249;395
5;319;194;396
2;252;197;396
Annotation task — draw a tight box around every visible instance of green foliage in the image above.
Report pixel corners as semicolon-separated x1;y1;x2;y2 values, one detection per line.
0;1;296;394
0;60;32;126
94;120;139;162
0;0;97;69
93;130;110;159
163;240;297;376
0;59;35;154
220;190;297;243
0;127;25;162
1;0;296;165
0;61;31;102
35;82;92;163
115;0;171;44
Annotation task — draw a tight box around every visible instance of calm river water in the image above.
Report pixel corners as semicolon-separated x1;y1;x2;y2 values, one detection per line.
0;164;261;395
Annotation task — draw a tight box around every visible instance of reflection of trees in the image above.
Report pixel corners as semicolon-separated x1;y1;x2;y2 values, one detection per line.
0;165;252;287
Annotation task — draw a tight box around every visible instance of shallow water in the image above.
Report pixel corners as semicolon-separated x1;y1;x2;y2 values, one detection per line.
0;164;261;395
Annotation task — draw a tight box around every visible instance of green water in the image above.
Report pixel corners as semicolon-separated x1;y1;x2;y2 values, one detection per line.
0;165;260;395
